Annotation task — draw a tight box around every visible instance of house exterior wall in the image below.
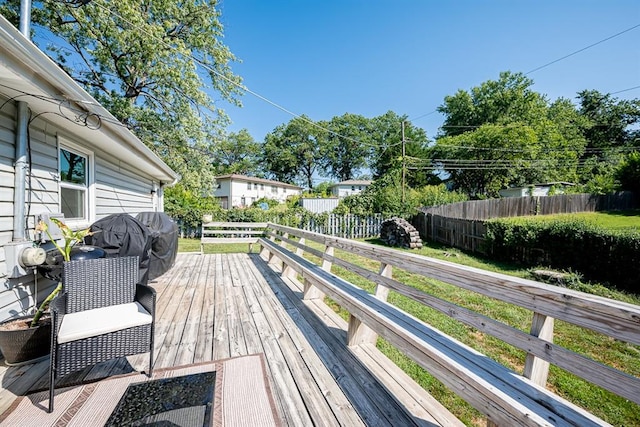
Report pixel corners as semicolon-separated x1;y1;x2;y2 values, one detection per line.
331;183;369;198
0;97;165;323
499;186;551;198
214;175;302;208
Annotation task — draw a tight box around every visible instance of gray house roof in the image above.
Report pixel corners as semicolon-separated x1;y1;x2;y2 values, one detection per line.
329;180;372;188
215;174;302;190
0;15;178;184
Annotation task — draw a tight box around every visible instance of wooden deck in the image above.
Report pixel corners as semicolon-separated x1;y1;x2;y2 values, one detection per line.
0;252;456;426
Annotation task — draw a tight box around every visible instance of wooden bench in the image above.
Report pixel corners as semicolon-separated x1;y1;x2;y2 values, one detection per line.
200;222;267;253
259;223;640;427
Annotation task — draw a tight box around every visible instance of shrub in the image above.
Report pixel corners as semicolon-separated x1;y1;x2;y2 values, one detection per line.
485;217;640;293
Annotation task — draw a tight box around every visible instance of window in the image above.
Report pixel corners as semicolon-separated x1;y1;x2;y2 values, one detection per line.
59;143;92;221
271;186;277;193
254;183;258;190
247;182;252;190
260;184;264;190
351;186;355;191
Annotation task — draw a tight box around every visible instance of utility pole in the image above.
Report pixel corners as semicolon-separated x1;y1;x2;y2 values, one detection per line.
401;121;406;203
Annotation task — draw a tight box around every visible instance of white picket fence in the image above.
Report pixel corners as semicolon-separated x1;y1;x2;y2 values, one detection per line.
300;214;383;239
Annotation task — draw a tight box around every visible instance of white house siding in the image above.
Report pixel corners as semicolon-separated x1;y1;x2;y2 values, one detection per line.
332;184;367;198
95;158;157;218
330;180;372;198
0;98;165;323
214;175;302;208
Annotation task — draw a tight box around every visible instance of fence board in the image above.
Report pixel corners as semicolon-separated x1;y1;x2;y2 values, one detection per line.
413;192;638;253
181;214;384;240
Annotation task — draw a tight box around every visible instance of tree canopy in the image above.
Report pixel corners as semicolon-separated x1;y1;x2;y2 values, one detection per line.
319;113;372;182
212;129;261;176
262;115;324;190
432;71;592;197
2;0;242;194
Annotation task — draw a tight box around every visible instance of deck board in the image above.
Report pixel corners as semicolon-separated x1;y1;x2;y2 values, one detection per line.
0;252;458;426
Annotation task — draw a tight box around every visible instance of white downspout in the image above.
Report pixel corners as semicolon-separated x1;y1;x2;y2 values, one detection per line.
12;0;31;242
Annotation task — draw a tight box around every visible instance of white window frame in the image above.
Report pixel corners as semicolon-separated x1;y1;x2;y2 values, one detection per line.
58;137;95;228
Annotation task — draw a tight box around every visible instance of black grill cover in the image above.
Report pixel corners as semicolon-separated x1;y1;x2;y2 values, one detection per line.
136;212;179;280
87;214;151;285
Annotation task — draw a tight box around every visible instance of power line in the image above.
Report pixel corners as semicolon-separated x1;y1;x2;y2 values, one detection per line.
84;0;387;150
611;85;640;95
410;25;640;124
525;23;640;75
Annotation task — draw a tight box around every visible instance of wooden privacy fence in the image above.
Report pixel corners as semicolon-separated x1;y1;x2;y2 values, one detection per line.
259;223;640;426
412;214;488;253
413;192;638;253
418;192;637;220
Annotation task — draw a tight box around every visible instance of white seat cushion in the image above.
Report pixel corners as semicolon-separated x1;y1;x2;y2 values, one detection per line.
58;302;152;344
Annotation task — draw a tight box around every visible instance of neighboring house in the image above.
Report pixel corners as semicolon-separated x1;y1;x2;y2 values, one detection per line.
0;16;178;323
330;180;372;198
213;174;302;209
499;182;575;198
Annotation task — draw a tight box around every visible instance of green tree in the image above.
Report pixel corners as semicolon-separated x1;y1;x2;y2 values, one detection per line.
262;115;324;190
577;90;640;152
616;152;640;194
164;183;222;229
2;0;243;195
370;111;433;187
576;90;640;189
319;113;372;181
212;129;261;176
433;71;586;197
312;181;335;197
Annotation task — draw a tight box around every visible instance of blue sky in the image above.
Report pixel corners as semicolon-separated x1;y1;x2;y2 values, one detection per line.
217;0;639;143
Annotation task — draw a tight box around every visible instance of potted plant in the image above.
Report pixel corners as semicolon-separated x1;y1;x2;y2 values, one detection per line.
0;219;93;365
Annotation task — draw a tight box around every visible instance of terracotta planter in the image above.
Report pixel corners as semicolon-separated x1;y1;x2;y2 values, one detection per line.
0;315;51;365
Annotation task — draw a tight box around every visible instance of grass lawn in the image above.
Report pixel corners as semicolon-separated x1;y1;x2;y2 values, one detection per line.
512;209;640;231
178;236;640;426
179;238;259;254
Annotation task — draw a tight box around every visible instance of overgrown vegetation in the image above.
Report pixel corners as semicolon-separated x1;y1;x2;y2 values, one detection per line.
168;180;467;231
484;212;640;293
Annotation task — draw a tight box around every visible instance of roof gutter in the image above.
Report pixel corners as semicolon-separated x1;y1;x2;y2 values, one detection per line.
0;15;179;186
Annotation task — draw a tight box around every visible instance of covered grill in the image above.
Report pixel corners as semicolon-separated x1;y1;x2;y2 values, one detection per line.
87;214;152;285
135;212;179;281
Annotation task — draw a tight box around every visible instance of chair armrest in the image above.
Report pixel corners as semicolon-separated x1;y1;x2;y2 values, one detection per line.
135;283;156;316
50;293;67;335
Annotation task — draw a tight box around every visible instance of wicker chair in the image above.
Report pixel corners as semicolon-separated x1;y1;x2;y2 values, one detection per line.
48;256;155;413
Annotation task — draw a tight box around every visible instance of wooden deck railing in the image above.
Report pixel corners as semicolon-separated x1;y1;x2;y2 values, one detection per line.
258;222;640;426
200;221;268;253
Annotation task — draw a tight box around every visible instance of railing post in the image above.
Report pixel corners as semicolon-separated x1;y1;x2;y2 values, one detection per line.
321;245;333;272
347;262;392;347
279;232;289;249
295;237;305;256
303;244;330;301
280;233;290;277
485;313;554;427
266;230;279;265
523;312;554;386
